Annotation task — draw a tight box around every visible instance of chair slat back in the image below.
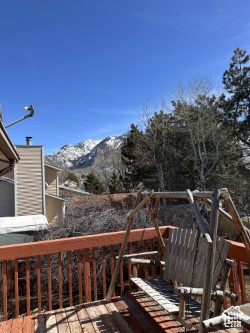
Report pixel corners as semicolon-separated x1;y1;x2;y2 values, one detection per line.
164;228;230;288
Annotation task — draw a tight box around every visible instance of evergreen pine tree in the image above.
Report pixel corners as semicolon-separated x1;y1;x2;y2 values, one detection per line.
121;124;145;191
84;172;104;194
67;172;79;186
108;172;123;194
219;48;250;146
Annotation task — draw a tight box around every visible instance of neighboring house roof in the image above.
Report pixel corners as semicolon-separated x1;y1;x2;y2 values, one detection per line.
59;185;91;195
46;193;65;201
44;163;62;171
0;214;48;234
0;120;20;176
0;214;48;246
0;177;14;185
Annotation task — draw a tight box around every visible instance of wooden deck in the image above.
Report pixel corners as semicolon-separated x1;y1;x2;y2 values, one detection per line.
0;300;134;333
0;294;245;333
126;292;244;333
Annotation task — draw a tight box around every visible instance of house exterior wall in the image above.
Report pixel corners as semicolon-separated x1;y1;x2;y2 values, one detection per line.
15;146;45;216
0;181;14;217
45;166;57;196
4;169;14;180
0;151;9;173
45;195;64;223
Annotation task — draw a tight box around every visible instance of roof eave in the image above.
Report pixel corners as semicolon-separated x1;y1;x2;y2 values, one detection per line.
0;120;20;162
44;163;62;172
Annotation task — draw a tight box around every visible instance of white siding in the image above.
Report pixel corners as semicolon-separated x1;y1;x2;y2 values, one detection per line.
15;146;44;216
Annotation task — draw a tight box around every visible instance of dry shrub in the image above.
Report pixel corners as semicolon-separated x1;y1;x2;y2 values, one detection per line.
31;194;154;308
34;194;151;241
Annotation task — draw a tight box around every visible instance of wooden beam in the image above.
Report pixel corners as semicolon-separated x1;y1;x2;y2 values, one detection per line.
146;198;165;252
199;188;220;333
141;189;228;200
187;189;212;243
106;191;154;301
204;198;233;222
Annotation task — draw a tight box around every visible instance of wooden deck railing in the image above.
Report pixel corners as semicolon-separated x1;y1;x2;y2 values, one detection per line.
0;226;249;321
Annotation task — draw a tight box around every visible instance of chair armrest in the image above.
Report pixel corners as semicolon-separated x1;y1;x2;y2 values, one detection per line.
175;286;237;301
116;251;158;260
130;258;164;266
130;258;164;277
203;314;250;330
174;287;224;298
215;287;238;301
223;290;238;302
202;315;226;329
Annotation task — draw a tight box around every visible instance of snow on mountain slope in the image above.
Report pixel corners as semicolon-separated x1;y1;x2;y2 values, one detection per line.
46;134;128;170
46;139;101;168
75;135;125;168
75;139;102;155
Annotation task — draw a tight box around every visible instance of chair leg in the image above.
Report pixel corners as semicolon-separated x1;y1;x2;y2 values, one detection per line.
178;295;186;319
213;261;232;317
178;295;192;329
132;264;138;277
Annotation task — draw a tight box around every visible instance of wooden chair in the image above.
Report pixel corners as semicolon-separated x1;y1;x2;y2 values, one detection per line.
130;227;236;329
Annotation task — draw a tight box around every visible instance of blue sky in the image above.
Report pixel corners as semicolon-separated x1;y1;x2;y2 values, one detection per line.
0;1;249;154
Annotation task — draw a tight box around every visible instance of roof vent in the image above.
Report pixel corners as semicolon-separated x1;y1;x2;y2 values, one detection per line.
26;136;32;146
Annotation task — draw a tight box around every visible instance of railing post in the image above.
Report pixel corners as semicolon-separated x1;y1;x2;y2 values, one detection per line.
84;249;91;303
25;258;30;316
2;260;7;321
37;255;41;313
237;261;246;304
67;251;73;306
92;248;97;301
77;250;83;305
14;259;19;318
47;254;52;311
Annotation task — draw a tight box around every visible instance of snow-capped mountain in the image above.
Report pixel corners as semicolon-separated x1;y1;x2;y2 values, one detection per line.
75;139;102;155
74;135;126;169
46;139;101;168
46;134;128;171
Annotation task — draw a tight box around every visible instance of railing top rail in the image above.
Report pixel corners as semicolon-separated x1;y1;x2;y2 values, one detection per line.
0;226;175;260
0;225;249;263
227;239;250;263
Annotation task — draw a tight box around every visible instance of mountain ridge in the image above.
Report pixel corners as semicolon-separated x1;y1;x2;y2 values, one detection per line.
45;134;128;173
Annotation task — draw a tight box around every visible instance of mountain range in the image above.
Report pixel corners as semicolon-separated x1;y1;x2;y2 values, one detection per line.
46;134;128;174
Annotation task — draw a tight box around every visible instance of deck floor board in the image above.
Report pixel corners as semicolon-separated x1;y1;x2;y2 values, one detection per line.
75;304;96;333
54;309;71;333
64;306;83;333
0;295;244;333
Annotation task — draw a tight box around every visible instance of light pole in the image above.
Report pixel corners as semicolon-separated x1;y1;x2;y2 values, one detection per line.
5;105;35;128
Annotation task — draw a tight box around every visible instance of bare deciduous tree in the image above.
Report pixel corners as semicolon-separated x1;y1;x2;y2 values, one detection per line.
172;77;241;190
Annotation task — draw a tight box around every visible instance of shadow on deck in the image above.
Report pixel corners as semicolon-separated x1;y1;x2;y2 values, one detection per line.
0;292;244;333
